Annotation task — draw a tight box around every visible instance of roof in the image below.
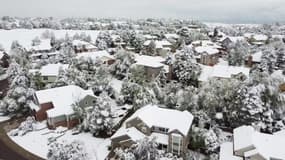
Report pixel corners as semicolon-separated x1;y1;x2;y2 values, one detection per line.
244;33;268;41
35;85;94;117
251;51;262;62
27;39;52;51
195;46;219;55
76;50;114;62
164;33;179;39
72;40;97;49
127;105;194;136
36;63;68;76
143;40;172;49
199;65;250;82
219;142;242;160
233;125;285;160
135;54;166;68
111;127;145;141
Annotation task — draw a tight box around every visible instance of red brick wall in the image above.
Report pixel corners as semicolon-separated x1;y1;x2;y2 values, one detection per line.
35;102;54;121
49;118;80;129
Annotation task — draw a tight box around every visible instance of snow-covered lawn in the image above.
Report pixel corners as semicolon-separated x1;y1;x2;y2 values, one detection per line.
0;115;10;122
0;29;101;52
9;122;111;160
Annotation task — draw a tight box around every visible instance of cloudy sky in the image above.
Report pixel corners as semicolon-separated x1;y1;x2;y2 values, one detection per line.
0;0;284;23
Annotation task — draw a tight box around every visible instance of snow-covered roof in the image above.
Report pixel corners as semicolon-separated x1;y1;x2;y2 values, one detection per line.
199;65;250;82
194;46;219;55
233;125;285;160
219;36;245;43
251;51;262;62
76;50;114;62
35;85;94;117
72;40;97;49
244;33;268;41
27;40;52;51
220;142;242;160
127;105;194;136
143;40;172;49
135;54;166;68
36;63;68;76
150;132;169;145
111;127;145;142
164;33;179;40
0;51;5;59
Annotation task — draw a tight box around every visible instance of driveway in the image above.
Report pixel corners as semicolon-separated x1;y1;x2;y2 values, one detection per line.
0;118;44;160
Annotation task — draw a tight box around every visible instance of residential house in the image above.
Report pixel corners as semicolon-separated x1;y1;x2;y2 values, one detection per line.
111;105;194;157
198;65;250;86
190;40;223;66
29;63;69;84
246;51;262;68
30;51;59;62
219;125;285;160
219;36;245;49
143;40;174;57
134;54;171;80
31;85;96;129
0;51;9;68
72;40;98;53
111;35;126;47
244;33;269;46
27;39;54;54
76;50;115;65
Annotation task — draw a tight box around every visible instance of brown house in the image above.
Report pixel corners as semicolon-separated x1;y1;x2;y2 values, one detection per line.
31;85;96;129
72;40;97;53
111;105;194;157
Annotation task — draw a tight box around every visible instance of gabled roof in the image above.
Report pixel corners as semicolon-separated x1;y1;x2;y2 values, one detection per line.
35;85;94;117
126;105;194;136
76;50;114;62
199;65;250;82
33;63;68;77
134;54;166;68
233;125;285;160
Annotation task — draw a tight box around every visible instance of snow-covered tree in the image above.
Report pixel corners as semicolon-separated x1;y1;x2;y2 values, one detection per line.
47;140;88;160
31;36;41;46
173;53;201;86
9;116;37;136
110;50;135;80
227;40;249;66
77;93;114;136
96;31;112;50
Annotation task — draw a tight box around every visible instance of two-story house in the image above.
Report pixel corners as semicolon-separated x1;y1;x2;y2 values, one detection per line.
219;126;285;160
111;105;194;156
30;85;96;129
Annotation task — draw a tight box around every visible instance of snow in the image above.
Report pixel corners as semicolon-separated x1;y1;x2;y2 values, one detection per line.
31;63;69;76
111;127;145;142
27;39;52;51
233;125;285;159
10;125;110;160
135;54;166;68
199;64;250;82
244;33;268;41
251;51;262;62
195;46;219;55
72;40;97;50
76;50;114;62
150;132;169;145
0;29;100;52
0;115;10;122
219;36;245;43
0;51;5;59
126;105;194;136
143;40;172;49
110;78;123;93
35;85;94;117
164;33;179;40
219;142;242;160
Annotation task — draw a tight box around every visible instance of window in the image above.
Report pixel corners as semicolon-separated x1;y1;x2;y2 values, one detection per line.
152;126;169;134
171;134;182;155
43;76;48;80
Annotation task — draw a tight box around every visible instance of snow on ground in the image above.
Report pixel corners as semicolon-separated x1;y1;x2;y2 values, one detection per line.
0;115;10;122
0;29;100;52
110;78;123;93
9;123;111;160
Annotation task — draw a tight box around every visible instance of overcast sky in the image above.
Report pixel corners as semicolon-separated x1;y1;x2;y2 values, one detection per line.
0;0;284;23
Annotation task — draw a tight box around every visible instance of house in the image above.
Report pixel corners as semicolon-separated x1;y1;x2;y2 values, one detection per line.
76;50;115;65
134;54;171;80
29;63;69;84
111;105;194;156
244;33;269;46
111;35;126;47
219;125;285;160
190;40;223;66
72;40;98;53
30;51;60;62
31;85;96;129
246;51;262;68
143;40;174;57
27;40;54;54
0;51;9;68
219;36;245;48
198;65;250;85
